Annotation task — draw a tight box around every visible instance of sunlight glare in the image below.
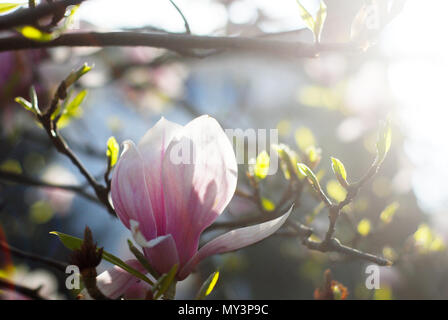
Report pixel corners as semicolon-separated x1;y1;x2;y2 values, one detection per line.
383;0;448;212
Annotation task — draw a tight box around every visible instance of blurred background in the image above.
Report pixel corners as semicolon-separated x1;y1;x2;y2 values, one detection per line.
1;0;448;299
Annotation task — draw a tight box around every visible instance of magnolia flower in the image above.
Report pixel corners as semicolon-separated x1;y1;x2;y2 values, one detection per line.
97;115;290;298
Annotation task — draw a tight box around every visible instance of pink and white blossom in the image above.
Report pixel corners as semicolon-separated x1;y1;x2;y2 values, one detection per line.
104;115;291;298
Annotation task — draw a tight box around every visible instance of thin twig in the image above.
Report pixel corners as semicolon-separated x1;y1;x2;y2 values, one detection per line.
302;238;390;266
39;123;114;215
35;81;116;216
21;131;106;159
0;241;69;272
0;169;100;204
168;0;190;34
324;160;381;241
300;156;391;264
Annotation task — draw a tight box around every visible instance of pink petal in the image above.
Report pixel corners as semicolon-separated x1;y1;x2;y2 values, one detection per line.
178;206;293;280
162;115;238;266
111;140;157;241
82;259;147;299
123;281;152;300
137;117;182;236
142;234;179;275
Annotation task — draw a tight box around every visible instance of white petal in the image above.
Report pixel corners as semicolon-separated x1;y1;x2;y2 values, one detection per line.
162;115;238;266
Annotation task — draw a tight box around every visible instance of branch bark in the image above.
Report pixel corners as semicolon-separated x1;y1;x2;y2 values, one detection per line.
0;31;356;58
302;237;390;266
35;80;116;216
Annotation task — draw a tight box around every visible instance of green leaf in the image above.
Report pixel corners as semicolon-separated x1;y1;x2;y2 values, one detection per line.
106;136;120;168
253;150;270;180
261;197;275;212
196;271;219;300
57;89;86;128
314;0;327;42
297;163;320;188
273;144;302;180
296;1;315;33
16;87;40;115
380;201;399;224
66;90;87;114
127;239;159;279
16;5;79;43
65;63;92;88
296;0;327;42
0;3;23;14
15;97;33;112
50;231;153;285
331;157;348;186
17;25;55;42
376;119;392;165
59;5;79;32
153;264;178;300
29;86;40;114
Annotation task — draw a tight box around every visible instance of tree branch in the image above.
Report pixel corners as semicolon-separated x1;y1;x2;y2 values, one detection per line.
0;31;356;58
302;237;390;266
0;169;100;204
35;80;116;216
207;155;391;266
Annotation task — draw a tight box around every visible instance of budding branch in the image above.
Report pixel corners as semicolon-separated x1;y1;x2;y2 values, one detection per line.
210;157;391;267
0;1;357;57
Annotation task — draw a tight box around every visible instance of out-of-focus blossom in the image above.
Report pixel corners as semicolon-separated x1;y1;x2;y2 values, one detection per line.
121;63;186;113
107;115;290;297
0;51;47;103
